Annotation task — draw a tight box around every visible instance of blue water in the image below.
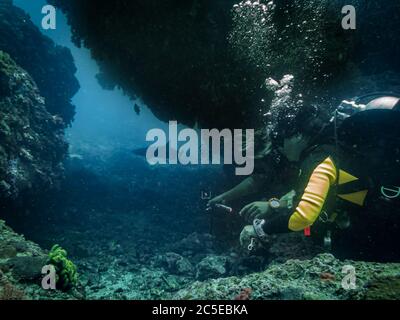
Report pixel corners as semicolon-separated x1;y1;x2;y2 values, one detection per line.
10;0;228;252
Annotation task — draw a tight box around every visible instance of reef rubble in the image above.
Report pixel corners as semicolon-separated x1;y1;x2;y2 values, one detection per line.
174;253;400;300
1;217;399;300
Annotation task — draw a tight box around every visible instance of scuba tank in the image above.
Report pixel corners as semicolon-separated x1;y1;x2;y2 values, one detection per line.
335;93;400;180
317;93;400;251
330;92;400;134
336;93;400;210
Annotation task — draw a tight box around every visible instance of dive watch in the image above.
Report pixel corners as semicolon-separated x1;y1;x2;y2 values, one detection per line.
268;198;281;209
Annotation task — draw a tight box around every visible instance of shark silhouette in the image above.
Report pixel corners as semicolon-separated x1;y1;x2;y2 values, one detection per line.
133;142;176;162
133;142;226;163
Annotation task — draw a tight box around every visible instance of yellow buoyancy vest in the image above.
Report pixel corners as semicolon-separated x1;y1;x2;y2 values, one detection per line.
288;157;337;231
288;157;368;232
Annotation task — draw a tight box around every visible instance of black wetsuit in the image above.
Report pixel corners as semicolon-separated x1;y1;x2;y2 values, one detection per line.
250;147;301;201
261;143;400;261
262;144;337;234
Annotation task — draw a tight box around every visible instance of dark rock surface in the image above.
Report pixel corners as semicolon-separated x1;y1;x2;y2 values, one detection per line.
50;0;245;129
171;232;215;255
6;256;48;281
155;252;194;276
196;255;231;280
49;0;399;128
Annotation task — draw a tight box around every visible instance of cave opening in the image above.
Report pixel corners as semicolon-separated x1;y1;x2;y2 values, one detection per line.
2;1;240;299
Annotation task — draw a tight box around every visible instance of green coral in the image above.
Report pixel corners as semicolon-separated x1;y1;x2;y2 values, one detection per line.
48;244;78;291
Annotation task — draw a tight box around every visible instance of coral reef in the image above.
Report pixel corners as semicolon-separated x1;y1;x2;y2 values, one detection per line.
3;203;398;300
196;255;230;280
174;253;400;300
0;51;68;202
0;220;77;299
171;232;215;255
0;1;79;125
267;233;323;264
155;252;194;276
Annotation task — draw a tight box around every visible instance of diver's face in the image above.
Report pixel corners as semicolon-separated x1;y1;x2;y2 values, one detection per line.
280;134;310;162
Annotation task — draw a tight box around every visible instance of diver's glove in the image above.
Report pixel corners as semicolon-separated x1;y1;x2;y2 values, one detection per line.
239;201;270;223
207;194;227;207
206;203;233;213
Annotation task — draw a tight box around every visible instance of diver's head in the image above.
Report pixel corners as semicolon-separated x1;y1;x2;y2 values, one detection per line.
279;133;310;162
270;103;329;161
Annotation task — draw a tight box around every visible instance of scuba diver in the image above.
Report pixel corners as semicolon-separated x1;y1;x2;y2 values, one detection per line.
239;93;400;261
207;132;304;218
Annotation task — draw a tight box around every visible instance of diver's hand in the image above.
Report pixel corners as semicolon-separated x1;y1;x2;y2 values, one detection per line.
239;201;270;223
207;194;227;207
239;225;258;250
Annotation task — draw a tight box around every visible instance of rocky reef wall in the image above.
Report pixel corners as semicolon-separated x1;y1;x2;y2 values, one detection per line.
0;2;79;208
0;1;79;126
0;51;67;205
